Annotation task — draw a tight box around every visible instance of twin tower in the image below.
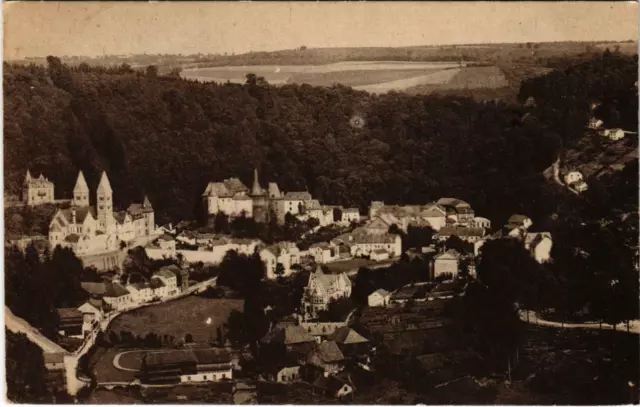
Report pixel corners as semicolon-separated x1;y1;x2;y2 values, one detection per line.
72;171;114;231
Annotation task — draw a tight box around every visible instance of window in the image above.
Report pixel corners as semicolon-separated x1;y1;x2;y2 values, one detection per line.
187;376;191;381
222;374;226;379
203;375;207;380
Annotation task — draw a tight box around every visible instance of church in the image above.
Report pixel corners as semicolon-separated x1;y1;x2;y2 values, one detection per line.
48;171;157;256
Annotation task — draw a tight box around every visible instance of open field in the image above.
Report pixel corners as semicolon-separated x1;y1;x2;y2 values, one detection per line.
108;296;243;344
90;347;139;383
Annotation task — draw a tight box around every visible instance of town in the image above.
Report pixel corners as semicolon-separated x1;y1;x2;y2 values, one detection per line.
4;2;639;405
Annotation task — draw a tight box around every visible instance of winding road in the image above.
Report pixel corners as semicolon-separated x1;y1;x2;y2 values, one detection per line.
519;310;640;335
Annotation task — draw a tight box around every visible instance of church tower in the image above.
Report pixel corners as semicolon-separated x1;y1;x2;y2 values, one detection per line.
72;171;90;207
142;195;155;235
96;171;115;232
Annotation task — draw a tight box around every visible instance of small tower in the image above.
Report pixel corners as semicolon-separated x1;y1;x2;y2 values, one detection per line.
96;171;115;232
24;170;32;184
142;195;155;235
73;171;90;207
251;168;263;196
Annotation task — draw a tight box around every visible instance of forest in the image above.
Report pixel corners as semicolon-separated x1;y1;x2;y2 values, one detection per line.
3;53;637;230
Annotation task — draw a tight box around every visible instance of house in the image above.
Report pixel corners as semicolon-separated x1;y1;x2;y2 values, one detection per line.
432;250;460;279
149;277;166;299
308;242;339;264
56;308;84;338
368;288;391;307
300;322;347;343
599;128;625;141
435;227;485;243
306;340;345;375
269;354;302;383
363;215;396;235
77;298;104;336
141;348;233;384
156;234;176;250
524;232;553;263
326;326;369;355
419;204;448;231
367;202;447;231
277;191;313;223
302;267;352;319
22;170;55;206
351;232;402;258
564;171;584;186
312;376;354;399
81;281;132;311
261;242;304;279
507;214;533;230
572;180;589;193
370;248;390;261
260;323;317;354
436;198;475;225
470;217;491;229
587;117;603;129
154;266;180;296
342;208;360;224
126;282;154;303
44;352;66;371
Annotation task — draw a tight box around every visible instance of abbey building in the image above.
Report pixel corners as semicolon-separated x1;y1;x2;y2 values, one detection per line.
49;171;157;256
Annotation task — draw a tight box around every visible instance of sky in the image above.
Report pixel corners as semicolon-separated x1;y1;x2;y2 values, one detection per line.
3;2;638;60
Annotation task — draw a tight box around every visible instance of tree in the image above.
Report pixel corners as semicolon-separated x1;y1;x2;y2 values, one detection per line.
6;331;49;403
274;262;285;280
146;65;158;77
213;211;230;234
444;235;465;253
225;310;248;348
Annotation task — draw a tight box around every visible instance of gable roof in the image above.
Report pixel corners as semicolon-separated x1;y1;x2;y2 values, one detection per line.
437;227;485;238
371;288;390;297
327;326;369;345
202;182;231;197
508;214;530;225
284;191;312;201
353;233;398;244
434;250;460;261
104;282;130;297
57;307;83;320
223;178;249;195
261;324;315;345
308;267;352;294
309;340;345;364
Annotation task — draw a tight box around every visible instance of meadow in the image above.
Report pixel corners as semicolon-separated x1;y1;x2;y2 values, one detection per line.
108;296;243;344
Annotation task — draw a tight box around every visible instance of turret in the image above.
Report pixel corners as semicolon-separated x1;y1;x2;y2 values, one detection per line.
73;171;90;207
142;195;155;235
24;170;32;184
96;171;114;232
251;168;263;196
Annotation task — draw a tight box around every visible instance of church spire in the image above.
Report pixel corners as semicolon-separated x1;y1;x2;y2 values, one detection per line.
73;171;90;207
24;169;32;184
97;171;113;194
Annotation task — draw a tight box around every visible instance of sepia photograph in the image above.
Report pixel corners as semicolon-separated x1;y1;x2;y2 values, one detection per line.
2;1;639;404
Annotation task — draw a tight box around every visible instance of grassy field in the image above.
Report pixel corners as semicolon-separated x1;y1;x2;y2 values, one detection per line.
108;296;243;344
90;347;139;383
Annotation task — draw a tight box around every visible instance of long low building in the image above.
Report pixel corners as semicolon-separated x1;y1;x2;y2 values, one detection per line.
141;348;233;384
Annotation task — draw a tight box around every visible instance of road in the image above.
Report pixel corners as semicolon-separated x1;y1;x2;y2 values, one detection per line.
519;310;640;335
4;306;66;354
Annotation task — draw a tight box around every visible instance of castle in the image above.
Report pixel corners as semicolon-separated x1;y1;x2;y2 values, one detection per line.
203;168;313;224
49;171;157;256
22;170;55;206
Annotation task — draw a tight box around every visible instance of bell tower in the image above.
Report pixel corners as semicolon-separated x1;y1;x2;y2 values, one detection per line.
96;171;115;232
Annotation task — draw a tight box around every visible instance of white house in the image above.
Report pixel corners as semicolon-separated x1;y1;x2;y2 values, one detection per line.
588;117;603;129
435;227;485;243
432;250;460;279
102;282;132;311
368;289;391;307
351;232;402;258
309;242;339;264
260;242;304;279
77;299;104;336
564;171;584;185
470;217;491;229
524;232;553;263
370;249;390;261
154;266;180;297
202;178;253;218
342;208;361;224
599;128;625;141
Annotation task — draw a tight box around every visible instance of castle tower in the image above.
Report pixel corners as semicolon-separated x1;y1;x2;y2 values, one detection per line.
251;168;263;196
96;171;115;232
24;170;32;184
250;168;269;223
72;171;90;207
142;195;155;235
